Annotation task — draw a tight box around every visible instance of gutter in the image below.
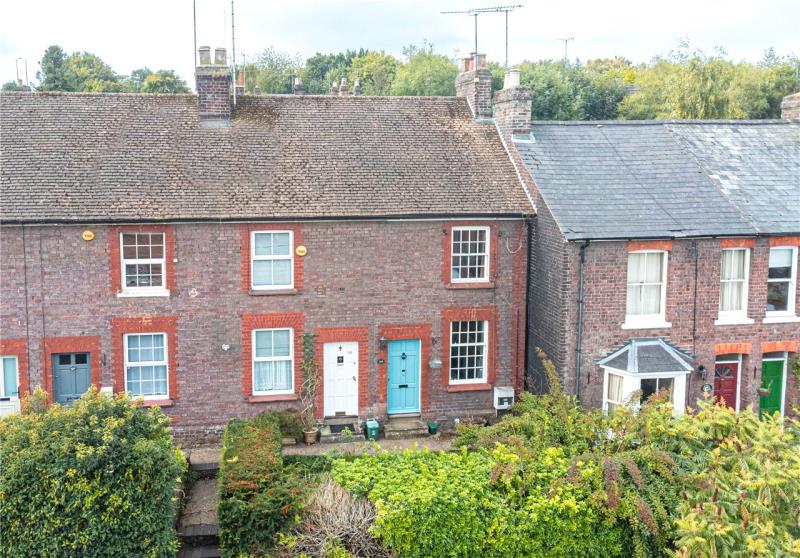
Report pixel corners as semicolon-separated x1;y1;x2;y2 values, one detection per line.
575;240;590;403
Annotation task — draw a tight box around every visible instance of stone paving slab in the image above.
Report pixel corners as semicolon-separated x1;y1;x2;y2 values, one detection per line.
179;478;218;543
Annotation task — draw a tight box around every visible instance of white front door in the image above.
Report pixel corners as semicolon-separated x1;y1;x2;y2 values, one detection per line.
323;342;359;417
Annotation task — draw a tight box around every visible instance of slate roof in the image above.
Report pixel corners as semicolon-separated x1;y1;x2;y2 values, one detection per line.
516;120;800;240
597;338;693;374
0;92;532;224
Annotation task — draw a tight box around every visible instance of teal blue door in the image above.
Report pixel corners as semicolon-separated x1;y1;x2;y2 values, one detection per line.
53;353;91;406
387;340;420;414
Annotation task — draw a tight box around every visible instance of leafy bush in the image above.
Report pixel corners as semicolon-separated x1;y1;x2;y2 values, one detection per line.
217;412;305;557
0;387;186;558
273;408;304;442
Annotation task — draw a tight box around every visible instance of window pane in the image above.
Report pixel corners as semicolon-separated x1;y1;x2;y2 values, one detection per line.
607;373;623;403
626;285;642;315
254;233;273;256
768;248;793;279
767;282;789;312
645;253;663;283
3;358;17;397
272;260;292;286
272;233;291;256
659;377;674;394
721;250;745;281
720;281;743;312
641;285;661;314
641;378;657;401
272;330;291;357
253;360;293;392
74;354;88;365
255;330;273;357
627;253;645;282
252;261;272;286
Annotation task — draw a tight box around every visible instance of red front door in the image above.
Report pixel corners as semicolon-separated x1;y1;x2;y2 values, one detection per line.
714;361;738;409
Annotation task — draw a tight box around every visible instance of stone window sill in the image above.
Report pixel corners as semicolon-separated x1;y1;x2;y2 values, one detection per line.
445;282;495;290
248;394;298;403
763;315;800;324
714;316;755;326
117;289;170;298
140;399;174;408
446;383;492;393
248;289;299;296
621;320;672;330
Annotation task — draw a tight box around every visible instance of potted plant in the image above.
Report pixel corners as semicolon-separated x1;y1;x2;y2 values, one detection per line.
299;332;320;445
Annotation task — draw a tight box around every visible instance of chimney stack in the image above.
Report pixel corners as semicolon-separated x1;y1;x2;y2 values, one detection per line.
353;78;361;96
292;76;305;95
195;46;231;121
492;68;532;138
782;92;800;119
455;53;492;119
254;85;261;96
338;77;348;96
330;81;338;95
235;70;245;97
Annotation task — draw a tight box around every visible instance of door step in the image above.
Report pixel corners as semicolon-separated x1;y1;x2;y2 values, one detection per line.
178;544;221;558
384;417;428;440
178;478;219;547
320;418;362;443
186;446;221;479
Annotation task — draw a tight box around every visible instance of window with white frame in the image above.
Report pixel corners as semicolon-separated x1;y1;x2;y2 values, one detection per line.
605;372;624;413
124;333;168;398
252;328;294;395
625;251;668;325
1;356;19;398
251;231;294;290
451;227;490;282
449;320;488;383
719;248;749;318
767;247;797;315
641;377;674;402
120;232;167;294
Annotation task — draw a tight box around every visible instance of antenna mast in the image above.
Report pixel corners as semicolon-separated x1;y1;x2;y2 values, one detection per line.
231;0;236;105
556;37;574;62
442;4;523;69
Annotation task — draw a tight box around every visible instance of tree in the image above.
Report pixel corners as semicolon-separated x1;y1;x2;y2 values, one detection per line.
348;51;400;95
124;67;152;93
391;43;458;96
36;45;76;91
250;47;301;94
304;49;366;94
65;51;124;92
2;81;18;91
140;70;190;94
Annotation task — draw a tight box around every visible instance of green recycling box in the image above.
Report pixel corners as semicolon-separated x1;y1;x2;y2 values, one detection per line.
365;419;380;441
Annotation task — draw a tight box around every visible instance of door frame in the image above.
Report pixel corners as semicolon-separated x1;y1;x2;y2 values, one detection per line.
762;352;788;417
387;338;422;415
322;341;359;417
714;354;742;412
42;336;102;403
314;327;369;419
377;323;431;416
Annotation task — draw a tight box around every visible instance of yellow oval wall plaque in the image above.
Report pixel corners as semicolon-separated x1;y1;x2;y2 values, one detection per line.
295;245;308;257
82;230;95;241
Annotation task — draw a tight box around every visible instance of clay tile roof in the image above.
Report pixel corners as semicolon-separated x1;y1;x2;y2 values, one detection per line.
0;92;533;224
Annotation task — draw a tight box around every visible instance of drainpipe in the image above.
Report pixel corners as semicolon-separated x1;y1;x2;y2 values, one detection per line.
575;240;590;403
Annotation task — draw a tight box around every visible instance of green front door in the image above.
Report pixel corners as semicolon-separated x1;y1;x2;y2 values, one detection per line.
759;359;785;418
53;353;91;406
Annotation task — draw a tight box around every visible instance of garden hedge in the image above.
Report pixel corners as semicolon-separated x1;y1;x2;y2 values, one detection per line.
217;412;304;557
0;388;186;558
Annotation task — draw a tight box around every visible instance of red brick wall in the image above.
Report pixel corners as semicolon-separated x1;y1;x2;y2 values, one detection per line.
0;219;526;439
561;237;799;414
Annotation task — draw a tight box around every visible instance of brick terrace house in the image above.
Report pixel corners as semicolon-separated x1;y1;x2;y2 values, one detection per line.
493;74;799;415
0;47;534;442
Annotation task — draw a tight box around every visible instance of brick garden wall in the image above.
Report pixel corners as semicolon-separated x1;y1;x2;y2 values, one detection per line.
0;219;527;442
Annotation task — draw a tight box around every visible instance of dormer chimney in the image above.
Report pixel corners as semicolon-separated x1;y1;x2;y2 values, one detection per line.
292;76;305;95
195;46;231;121
455;53;492;119
782;92;800;119
493;68;532;138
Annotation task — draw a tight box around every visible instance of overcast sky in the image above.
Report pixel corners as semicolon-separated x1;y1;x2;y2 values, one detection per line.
1;0;798;88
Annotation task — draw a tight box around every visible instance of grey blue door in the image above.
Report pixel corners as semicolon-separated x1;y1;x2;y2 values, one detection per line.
387;339;420;414
53;353;91;406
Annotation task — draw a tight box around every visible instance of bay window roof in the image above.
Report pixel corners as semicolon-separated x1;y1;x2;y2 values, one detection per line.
598;337;693;375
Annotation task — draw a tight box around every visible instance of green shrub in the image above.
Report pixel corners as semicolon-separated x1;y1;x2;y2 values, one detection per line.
273;408;304;442
217;413;305;557
0;387;186;558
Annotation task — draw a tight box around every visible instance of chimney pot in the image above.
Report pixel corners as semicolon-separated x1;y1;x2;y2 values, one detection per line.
353;78;361;96
504;69;521;89
330;81;338;95
254;85;261;95
198;46;211;65
214;47;227;65
293;76;305;95
339;77;348;96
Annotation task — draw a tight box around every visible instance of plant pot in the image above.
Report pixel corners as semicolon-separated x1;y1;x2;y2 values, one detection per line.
757;388;771;398
303;428;319;445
